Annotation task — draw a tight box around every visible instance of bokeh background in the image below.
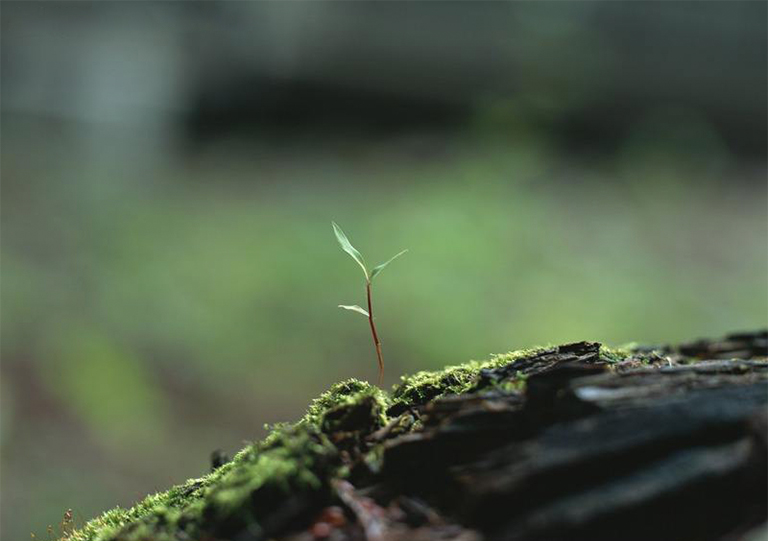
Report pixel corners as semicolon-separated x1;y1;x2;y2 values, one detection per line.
2;2;766;539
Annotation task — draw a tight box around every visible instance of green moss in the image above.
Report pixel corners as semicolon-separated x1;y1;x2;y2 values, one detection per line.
599;344;636;363
68;426;337;541
391;347;544;409
197;425;337;534
68;381;374;541
495;370;529;392
599;343;666;366
302;378;390;430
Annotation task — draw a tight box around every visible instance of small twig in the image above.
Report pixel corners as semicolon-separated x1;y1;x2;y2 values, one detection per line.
333;479;387;541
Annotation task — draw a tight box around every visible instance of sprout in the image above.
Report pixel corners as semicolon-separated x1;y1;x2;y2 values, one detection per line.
333;221;407;385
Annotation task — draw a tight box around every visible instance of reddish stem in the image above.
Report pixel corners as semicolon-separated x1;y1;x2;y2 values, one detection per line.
366;280;384;385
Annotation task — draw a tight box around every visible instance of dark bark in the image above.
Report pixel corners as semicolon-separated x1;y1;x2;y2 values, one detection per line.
306;332;768;541
207;331;768;541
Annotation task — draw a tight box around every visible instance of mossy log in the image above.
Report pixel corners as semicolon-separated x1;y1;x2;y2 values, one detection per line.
69;331;767;541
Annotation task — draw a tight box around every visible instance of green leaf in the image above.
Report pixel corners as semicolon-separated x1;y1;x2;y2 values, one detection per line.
338;304;370;317
332;222;368;279
370;249;408;281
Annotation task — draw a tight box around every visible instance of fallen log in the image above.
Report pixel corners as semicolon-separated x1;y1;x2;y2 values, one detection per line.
69;331;767;541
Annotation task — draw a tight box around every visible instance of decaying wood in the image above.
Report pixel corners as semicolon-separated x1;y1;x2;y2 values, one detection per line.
279;332;768;541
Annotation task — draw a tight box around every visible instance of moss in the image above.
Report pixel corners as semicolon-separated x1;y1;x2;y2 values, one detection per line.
599;343;667;367
197;425;337;535
67;426;337;541
495;370;529;392
390;347;544;410
68;381;381;541
599;344;636;363
302;378;390;430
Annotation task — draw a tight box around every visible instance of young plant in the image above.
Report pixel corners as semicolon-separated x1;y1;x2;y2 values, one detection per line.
332;221;407;385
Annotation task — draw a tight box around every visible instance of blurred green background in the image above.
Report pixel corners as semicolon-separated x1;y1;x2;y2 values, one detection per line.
1;2;766;540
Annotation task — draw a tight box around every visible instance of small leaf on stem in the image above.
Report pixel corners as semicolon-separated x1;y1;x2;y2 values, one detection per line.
338;304;370;317
332;222;369;280
370;249;408;281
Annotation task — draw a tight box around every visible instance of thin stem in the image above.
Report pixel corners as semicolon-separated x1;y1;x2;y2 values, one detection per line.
366;280;384;385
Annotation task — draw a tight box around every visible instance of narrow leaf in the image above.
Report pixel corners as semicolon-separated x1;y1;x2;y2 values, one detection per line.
370;249;408;281
332;222;368;279
338;304;370;317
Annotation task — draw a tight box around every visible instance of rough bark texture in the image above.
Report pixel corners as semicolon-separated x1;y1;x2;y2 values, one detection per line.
299;333;768;541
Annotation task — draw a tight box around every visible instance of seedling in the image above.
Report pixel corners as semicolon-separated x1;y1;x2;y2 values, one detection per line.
332;221;407;385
